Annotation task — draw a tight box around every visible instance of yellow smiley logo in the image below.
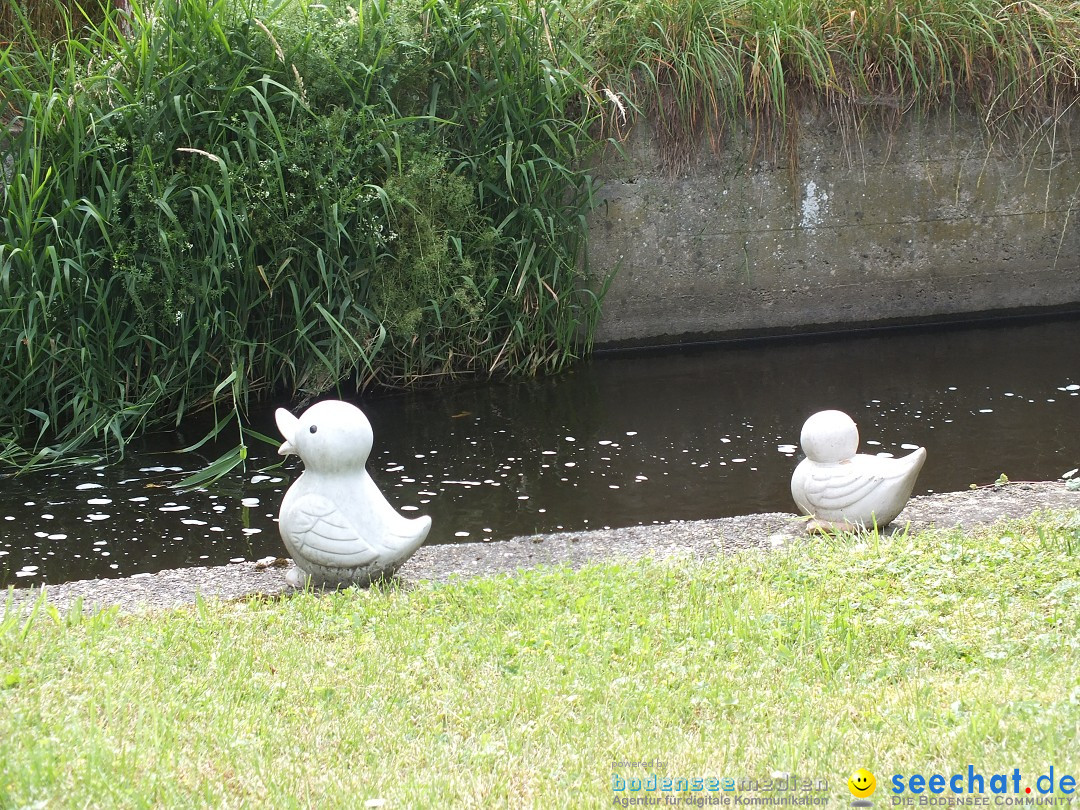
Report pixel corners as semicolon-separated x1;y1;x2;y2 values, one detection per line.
849;768;877;798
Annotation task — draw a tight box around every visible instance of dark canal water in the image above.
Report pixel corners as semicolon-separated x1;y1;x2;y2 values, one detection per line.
3;315;1080;588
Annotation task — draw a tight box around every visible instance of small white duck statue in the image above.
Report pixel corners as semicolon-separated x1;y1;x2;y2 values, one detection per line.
275;400;431;588
790;409;927;531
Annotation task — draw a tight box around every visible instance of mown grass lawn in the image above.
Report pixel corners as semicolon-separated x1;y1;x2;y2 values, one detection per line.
3;515;1080;808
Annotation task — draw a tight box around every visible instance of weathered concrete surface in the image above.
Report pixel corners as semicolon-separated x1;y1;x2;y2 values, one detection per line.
589;111;1080;345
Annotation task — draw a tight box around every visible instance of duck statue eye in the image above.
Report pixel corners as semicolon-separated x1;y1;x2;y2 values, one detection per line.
309;425;318;434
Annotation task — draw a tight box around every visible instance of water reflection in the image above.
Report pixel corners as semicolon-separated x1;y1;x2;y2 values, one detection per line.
3;315;1079;587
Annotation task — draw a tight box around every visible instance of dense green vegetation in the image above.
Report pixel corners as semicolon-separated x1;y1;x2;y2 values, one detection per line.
0;0;605;472
592;0;1080;166
3;0;1080;471
3;516;1080;806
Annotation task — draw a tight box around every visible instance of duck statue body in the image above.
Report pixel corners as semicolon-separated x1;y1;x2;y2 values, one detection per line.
790;409;926;531
276;400;431;587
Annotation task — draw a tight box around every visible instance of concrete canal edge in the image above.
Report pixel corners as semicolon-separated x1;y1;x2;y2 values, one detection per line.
6;482;1078;615
588;110;1080;346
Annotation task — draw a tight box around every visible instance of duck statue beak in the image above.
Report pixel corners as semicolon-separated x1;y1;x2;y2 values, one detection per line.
275;408;299;456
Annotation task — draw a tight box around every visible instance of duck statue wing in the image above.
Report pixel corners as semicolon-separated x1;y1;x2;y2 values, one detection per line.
282;494;379;569
803;456;916;511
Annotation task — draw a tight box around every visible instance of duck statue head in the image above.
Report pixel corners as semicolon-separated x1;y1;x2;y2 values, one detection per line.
275;399;431;588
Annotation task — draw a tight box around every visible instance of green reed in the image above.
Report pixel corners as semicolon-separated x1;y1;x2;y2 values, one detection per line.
0;0;113;50
1;0;605;473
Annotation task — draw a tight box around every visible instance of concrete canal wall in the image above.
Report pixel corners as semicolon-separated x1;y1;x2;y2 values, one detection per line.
588;110;1080;345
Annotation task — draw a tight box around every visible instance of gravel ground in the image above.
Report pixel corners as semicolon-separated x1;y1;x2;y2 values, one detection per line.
5;481;1078;615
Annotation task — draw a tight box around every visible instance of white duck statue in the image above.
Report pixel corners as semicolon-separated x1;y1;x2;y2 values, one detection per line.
790;409;926;531
275;400;431;588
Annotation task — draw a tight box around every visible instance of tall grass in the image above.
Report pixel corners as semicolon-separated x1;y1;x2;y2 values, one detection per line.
0;0;605;472
590;0;1080;165
0;0;117;49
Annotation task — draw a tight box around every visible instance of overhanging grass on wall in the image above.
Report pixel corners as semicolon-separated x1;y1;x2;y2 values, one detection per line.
590;0;1080;165
4;0;1080;472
